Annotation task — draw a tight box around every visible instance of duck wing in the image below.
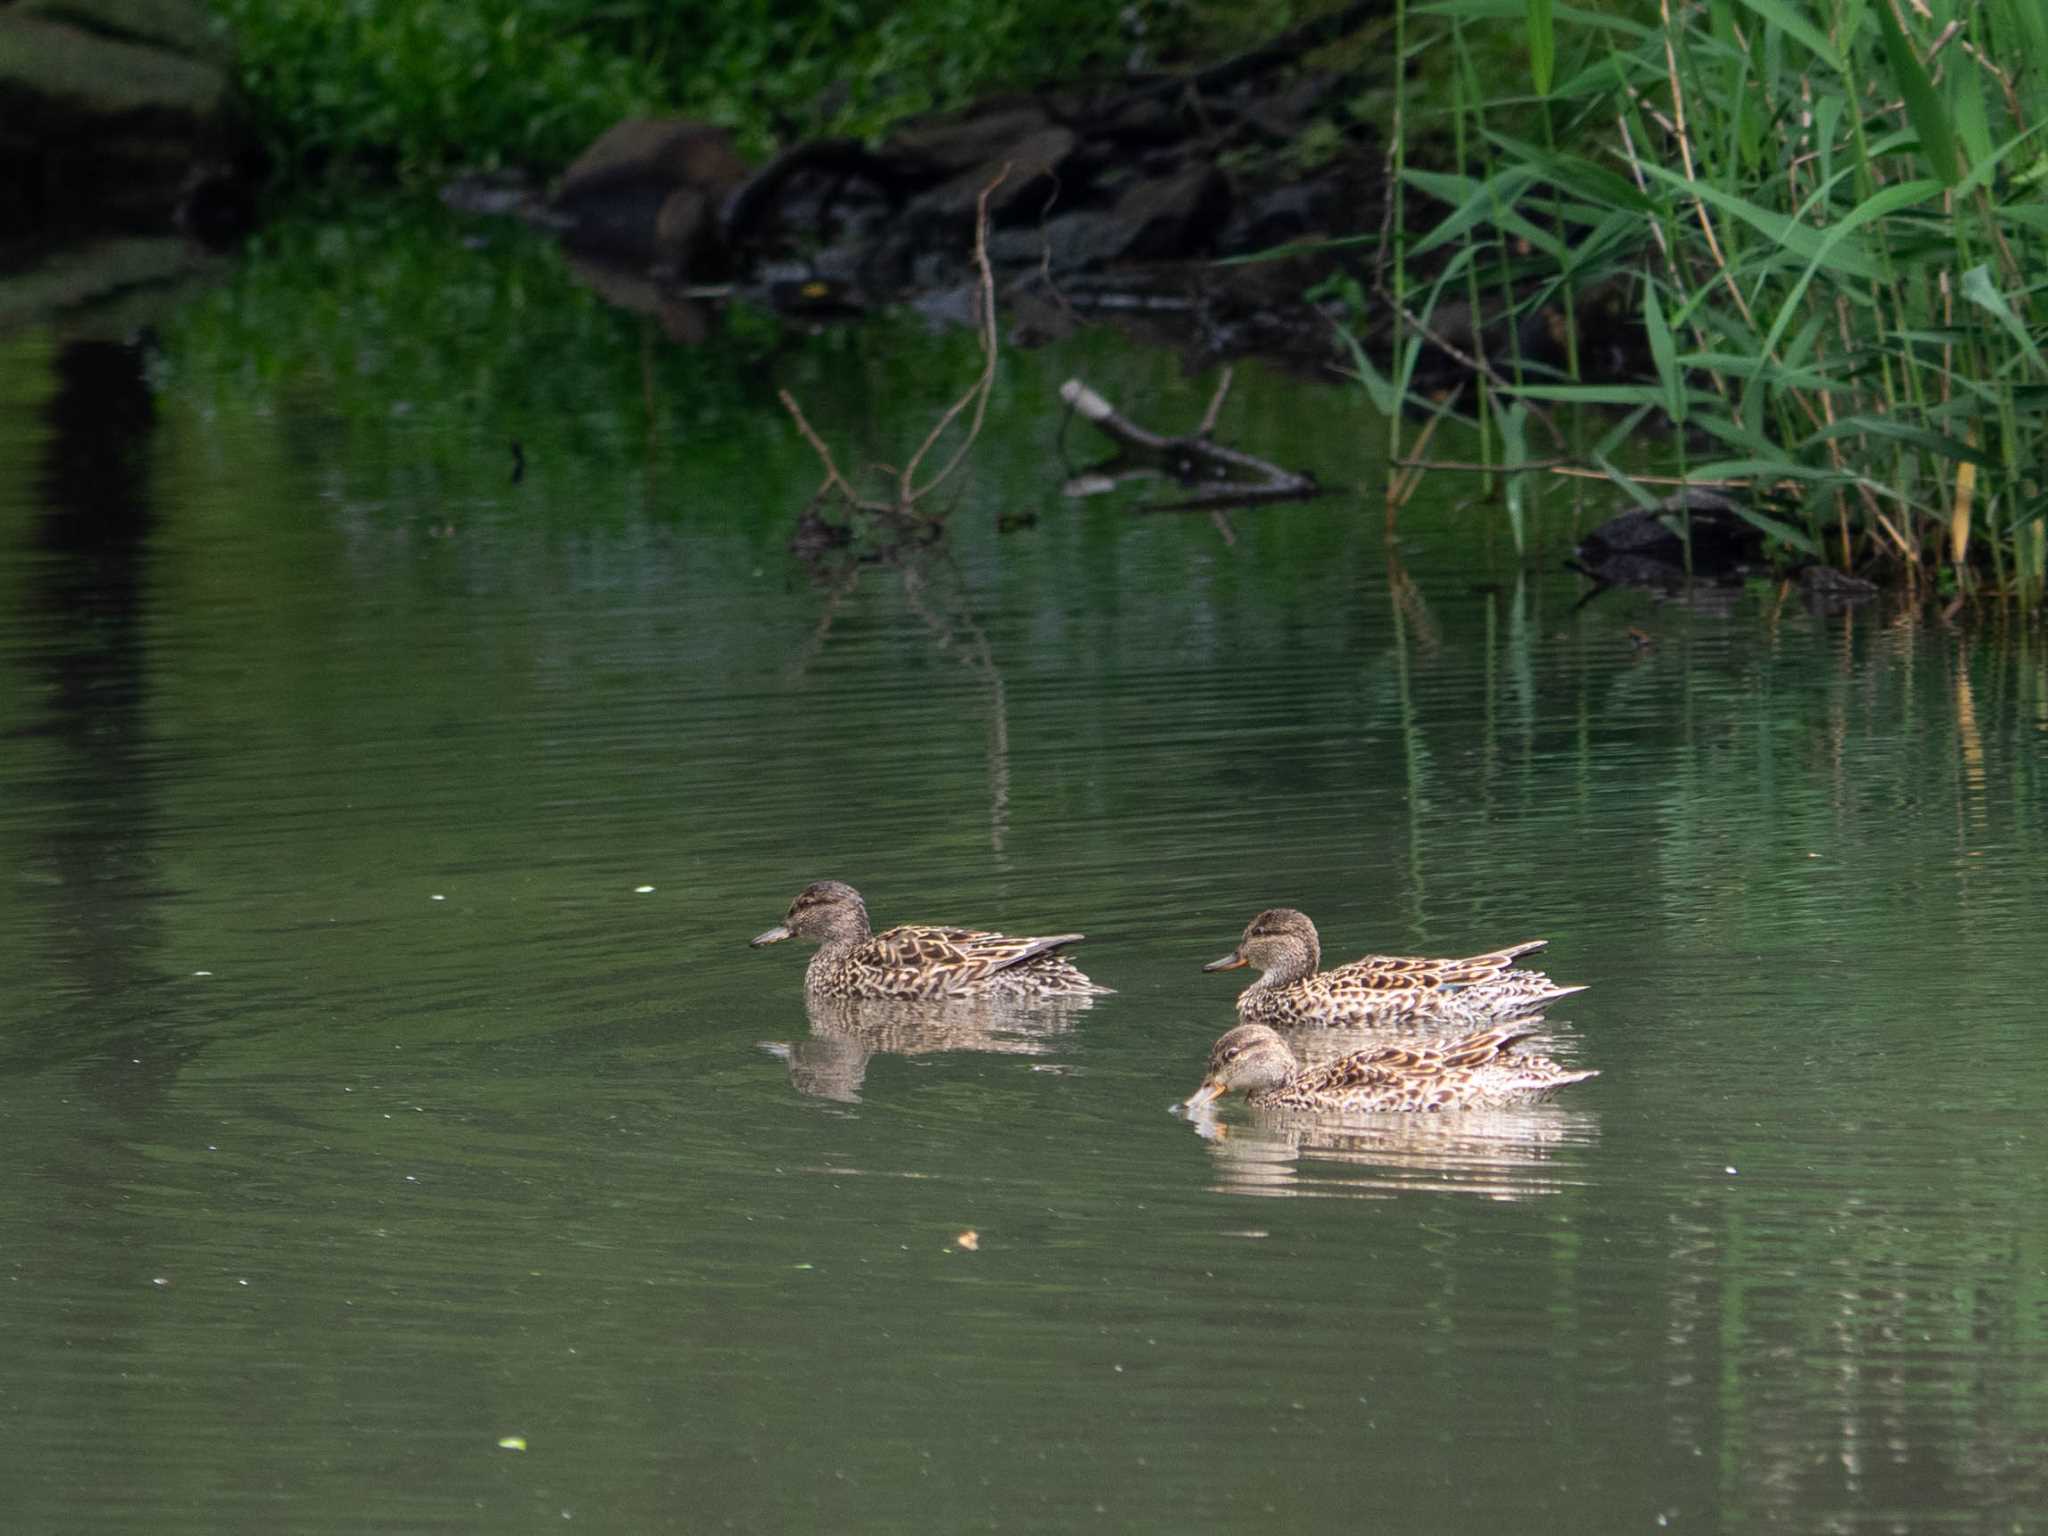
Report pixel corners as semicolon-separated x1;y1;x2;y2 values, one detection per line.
868;924;1086;991
1297;1023;1542;1093
1324;940;1551;991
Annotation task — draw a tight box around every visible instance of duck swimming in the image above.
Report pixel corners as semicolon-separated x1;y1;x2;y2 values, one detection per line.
750;880;1110;1000
1204;907;1583;1027
1182;1021;1597;1114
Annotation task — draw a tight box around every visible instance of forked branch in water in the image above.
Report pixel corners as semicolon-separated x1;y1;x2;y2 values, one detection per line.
779;169;1010;529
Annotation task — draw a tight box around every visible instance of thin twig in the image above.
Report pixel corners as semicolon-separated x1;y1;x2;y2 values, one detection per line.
903;168;1010;502
779;388;888;513
1197;366;1235;436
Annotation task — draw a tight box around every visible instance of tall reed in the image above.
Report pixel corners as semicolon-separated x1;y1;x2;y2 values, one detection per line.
1360;0;2048;601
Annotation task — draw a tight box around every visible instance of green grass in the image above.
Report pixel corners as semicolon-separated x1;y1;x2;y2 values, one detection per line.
1344;0;2048;601
206;0;1202;175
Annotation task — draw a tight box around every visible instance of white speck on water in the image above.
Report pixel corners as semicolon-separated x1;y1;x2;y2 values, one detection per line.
635;885;655;894
431;894;445;901
192;970;212;977
1725;1166;1738;1175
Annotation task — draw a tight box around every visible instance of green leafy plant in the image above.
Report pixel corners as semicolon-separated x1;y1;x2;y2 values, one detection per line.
1352;0;2048;601
208;0;1198;173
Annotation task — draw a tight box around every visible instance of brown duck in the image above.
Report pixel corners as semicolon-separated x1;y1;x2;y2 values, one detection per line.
750;880;1110;1000
1182;1021;1597;1114
1204;907;1583;1027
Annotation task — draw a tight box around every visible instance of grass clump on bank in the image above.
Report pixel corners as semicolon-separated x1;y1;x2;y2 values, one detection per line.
208;0;1194;175
1356;0;2048;601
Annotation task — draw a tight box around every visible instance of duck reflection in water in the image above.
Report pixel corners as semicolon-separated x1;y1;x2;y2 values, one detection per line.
762;992;1095;1103
1184;1100;1601;1202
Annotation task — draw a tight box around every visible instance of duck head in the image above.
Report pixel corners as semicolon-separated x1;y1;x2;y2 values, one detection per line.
1182;1023;1299;1109
1202;907;1322;985
751;880;873;948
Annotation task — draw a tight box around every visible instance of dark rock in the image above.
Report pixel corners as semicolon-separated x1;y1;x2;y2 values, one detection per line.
0;11;227;123
1112;163;1231;260
559;118;748;197
552;119;750;275
1797;563;1879;614
1;0;254;256
720;138;901;255
879;98;1054;177
905;125;1078;231
1575;488;1768;588
986;211;1134;274
173;161;256;248
1402;277;1649;391
511;15;1410;366
1091;95;1183;147
1222;180;1324;252
15;0;224;56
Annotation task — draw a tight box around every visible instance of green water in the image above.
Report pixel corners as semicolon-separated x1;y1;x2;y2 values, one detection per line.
4;205;2047;1532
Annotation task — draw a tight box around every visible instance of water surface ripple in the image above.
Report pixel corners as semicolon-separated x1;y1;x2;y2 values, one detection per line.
3;248;2046;1532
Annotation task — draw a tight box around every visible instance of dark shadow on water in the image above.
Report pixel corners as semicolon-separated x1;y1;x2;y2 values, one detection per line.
18;337;205;1089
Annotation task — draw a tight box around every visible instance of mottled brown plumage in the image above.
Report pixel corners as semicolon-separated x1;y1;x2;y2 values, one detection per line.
1204;907;1583;1026
1182;1021;1597;1114
749;880;1110;999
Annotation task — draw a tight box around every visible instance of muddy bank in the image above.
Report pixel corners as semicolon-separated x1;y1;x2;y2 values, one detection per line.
496;5;1398;365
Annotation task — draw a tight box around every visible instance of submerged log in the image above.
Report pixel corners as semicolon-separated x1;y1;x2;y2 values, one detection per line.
1058;376;1322;515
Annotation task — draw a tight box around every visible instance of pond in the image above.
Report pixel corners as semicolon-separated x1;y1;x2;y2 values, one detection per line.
3;199;2046;1532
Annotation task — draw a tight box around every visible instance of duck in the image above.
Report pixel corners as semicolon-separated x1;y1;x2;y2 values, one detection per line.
1182;1021;1597;1114
1203;907;1583;1027
749;880;1110;999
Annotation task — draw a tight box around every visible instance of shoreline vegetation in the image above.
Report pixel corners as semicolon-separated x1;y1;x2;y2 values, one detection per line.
202;0;2046;603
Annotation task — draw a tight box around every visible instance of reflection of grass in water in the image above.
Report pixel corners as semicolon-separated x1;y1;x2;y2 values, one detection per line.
159;198;787;484
151;196;1408;563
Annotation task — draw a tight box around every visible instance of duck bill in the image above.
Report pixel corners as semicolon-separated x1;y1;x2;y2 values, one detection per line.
749;924;793;948
1202;949;1249;973
1182;1079;1227;1110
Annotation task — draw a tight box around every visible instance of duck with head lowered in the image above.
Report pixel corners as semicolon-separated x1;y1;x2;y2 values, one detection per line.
750;880;1111;1000
1204;907;1583;1027
1182;1020;1596;1115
